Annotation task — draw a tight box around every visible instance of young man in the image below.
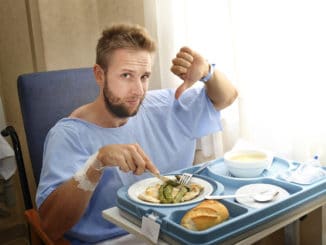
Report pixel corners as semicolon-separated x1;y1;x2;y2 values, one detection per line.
36;23;238;244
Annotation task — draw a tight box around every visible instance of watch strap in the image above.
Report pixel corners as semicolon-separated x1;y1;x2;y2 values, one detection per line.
200;63;215;83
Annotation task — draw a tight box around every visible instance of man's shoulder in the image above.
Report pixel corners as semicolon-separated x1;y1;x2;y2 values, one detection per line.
49;118;89;136
146;88;174;97
144;88;174;106
143;86;206;108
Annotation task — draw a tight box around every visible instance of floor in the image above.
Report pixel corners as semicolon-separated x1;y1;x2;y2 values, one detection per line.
0;221;29;245
0;175;30;245
3;238;29;245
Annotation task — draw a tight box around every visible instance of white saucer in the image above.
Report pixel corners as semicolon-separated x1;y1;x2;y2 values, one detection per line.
235;183;290;209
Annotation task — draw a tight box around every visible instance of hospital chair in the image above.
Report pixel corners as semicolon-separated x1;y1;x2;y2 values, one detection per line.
1;67;98;245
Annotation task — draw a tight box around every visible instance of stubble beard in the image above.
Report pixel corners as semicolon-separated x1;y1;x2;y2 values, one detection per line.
103;78;144;118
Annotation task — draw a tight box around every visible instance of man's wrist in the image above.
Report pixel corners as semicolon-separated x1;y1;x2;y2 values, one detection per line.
200;63;215;83
74;152;103;192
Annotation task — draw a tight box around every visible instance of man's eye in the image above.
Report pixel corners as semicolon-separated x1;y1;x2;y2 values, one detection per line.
122;73;130;78
141;74;150;81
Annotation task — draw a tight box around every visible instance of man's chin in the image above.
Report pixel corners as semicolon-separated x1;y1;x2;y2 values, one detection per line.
114;108;139;118
128;108;140;117
128;103;142;115
107;101;142;118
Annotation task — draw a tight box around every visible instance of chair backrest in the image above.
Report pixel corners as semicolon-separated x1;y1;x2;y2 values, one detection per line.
17;67;98;185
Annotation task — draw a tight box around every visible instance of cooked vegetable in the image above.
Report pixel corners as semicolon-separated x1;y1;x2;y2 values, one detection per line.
158;182;192;203
166;179;180;187
173;185;189;203
159;184;168;203
163;184;174;202
138;178;204;204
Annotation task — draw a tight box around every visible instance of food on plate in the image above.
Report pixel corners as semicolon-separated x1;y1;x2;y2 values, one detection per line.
138;179;204;204
181;200;229;231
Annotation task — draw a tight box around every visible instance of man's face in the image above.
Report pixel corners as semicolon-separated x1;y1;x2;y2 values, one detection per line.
103;49;152;118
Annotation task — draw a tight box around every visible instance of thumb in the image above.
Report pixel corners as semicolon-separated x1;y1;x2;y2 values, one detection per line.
175;82;190;99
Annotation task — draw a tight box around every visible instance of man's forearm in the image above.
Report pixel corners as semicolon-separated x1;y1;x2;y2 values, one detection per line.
38;178;95;241
205;69;238;110
38;157;104;240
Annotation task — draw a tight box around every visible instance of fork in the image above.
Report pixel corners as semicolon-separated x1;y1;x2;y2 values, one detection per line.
178;160;213;185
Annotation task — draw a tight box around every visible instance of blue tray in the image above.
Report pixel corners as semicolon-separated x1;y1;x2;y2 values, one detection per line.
206;156;290;181
116;157;326;244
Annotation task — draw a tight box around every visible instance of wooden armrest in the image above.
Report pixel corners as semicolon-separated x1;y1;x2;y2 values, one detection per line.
24;209;70;245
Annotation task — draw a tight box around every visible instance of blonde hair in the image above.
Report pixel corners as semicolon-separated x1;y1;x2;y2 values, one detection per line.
96;23;156;71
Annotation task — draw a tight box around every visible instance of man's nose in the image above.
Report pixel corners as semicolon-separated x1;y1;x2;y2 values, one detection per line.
132;79;144;95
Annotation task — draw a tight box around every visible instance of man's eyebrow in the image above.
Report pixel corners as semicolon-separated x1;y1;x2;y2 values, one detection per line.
121;68;135;73
121;69;151;75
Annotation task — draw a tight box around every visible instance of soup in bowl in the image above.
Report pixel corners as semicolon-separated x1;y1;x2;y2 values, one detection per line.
224;150;270;178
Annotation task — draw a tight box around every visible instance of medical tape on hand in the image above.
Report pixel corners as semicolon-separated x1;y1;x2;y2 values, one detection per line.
73;152;103;192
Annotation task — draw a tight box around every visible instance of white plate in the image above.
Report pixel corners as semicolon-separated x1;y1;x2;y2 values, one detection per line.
235;183;290;209
128;176;214;206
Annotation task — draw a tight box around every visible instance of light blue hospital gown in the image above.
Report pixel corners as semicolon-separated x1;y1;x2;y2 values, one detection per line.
36;87;221;244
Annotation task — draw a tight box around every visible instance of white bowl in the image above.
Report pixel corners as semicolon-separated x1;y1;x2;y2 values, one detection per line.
224;150;270;178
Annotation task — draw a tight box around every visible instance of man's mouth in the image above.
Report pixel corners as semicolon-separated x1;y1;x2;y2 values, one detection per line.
126;99;140;106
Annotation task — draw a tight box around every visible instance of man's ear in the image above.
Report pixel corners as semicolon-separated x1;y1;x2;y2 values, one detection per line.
93;64;105;86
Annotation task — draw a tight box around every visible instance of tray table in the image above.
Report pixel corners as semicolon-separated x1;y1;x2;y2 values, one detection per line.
103;157;326;244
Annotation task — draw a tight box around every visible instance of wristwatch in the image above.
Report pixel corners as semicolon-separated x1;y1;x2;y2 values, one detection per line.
200;63;215;83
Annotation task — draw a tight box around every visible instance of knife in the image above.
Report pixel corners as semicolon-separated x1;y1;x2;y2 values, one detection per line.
146;170;179;185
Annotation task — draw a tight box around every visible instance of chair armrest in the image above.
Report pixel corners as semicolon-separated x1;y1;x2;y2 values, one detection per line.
25;209;71;245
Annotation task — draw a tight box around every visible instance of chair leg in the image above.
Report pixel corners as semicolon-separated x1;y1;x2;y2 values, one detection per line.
25;209;71;245
1;126;33;210
28;224;44;245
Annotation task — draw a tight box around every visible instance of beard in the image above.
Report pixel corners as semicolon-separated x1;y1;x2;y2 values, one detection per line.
103;77;144;118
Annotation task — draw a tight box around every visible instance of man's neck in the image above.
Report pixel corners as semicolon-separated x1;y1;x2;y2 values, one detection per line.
70;97;128;128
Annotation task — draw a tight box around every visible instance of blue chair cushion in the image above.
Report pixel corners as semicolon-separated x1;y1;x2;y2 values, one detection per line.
17;67;98;184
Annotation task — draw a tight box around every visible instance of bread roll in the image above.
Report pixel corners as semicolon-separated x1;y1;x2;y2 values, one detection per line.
181;200;229;231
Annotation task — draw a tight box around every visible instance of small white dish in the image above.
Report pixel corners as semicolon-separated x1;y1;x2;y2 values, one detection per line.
224;150;271;178
207;157;290;181
128;176;214;206
235;183;290;209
